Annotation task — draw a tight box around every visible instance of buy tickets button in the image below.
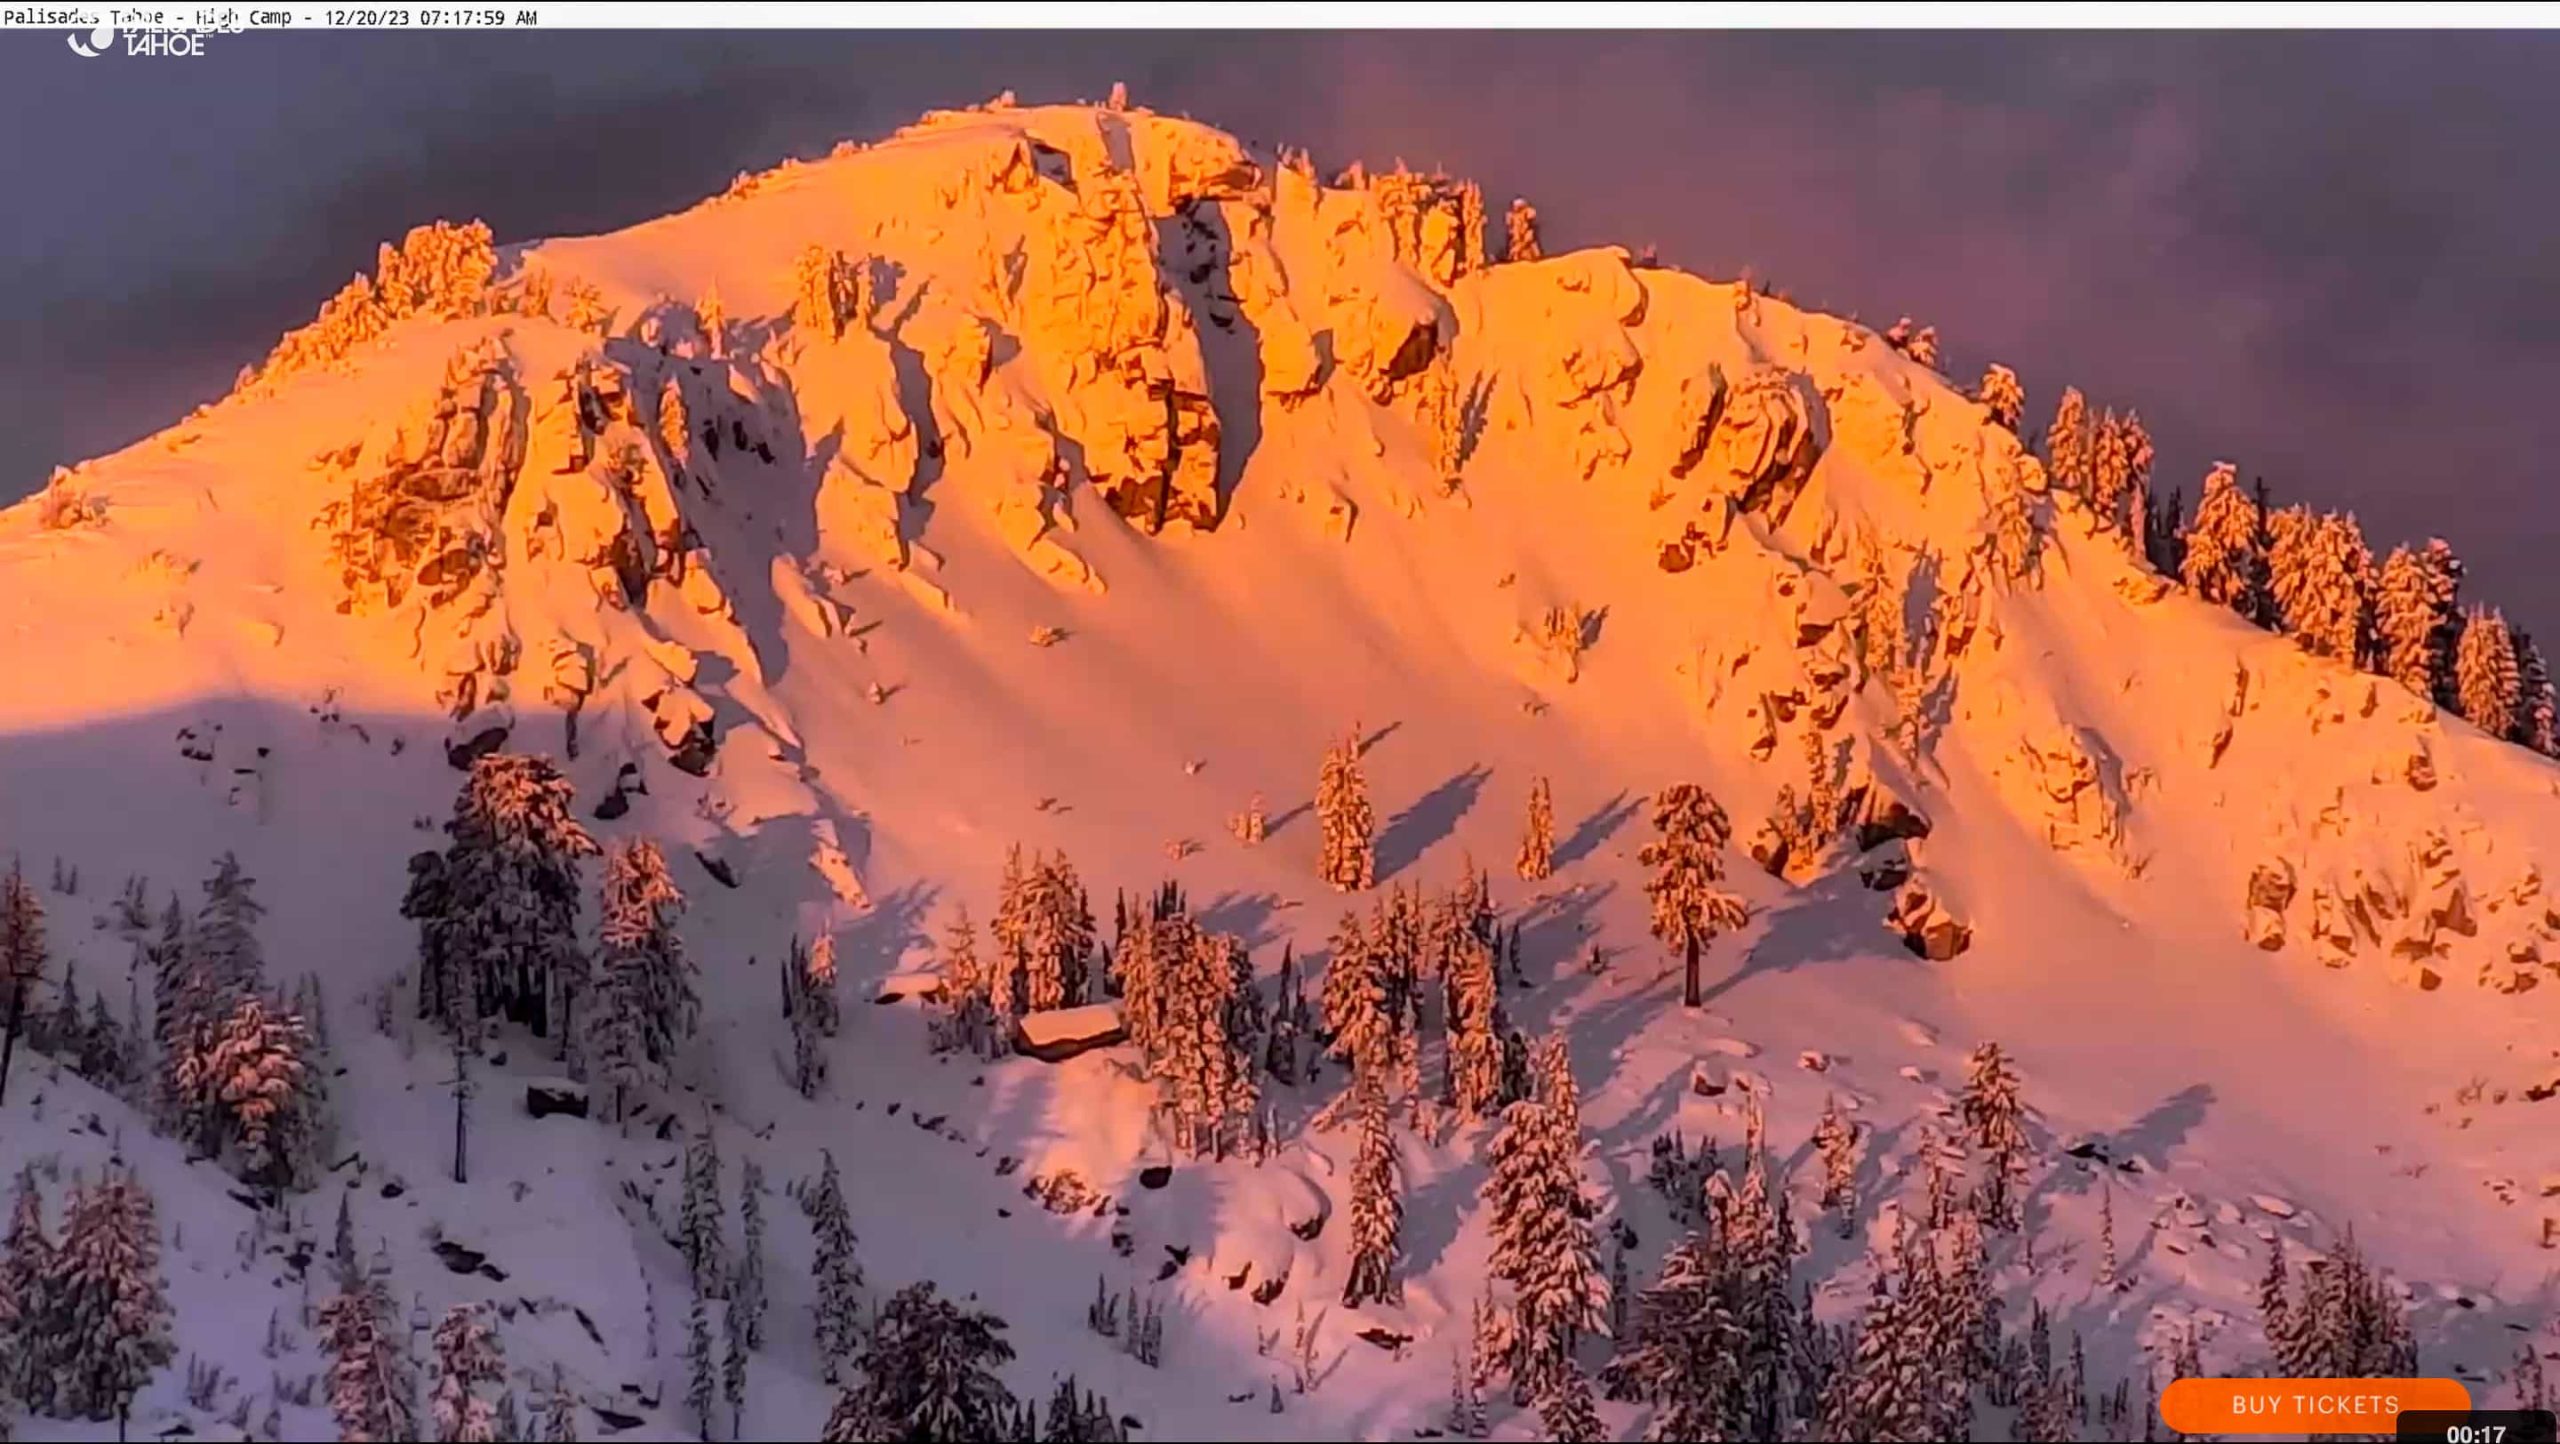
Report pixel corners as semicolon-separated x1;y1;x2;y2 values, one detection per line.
2161;1378;2472;1434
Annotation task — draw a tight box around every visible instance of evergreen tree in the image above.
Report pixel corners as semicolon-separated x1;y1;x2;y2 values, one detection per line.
2181;462;2266;619
2457;607;2525;741
1602;1230;1748;1441
838;1282;1018;1444
44;1166;175;1433
545;1367;581;1442
809;1152;864;1384
430;1303;505;1443
411;754;599;1039
2098;1187;2119;1291
320;1260;418;1444
188;852;268;1002
1978;364;2025;433
1264;944;1303;1086
1536;1357;1604;1443
803;933;842;1039
0;865;43;1107
2043;387;2091;497
172;991;317;1188
1959;1042;2030;1230
2519;630;2560;755
1504;198;1542;263
1316;733;1376;893
1320;913;1398;1079
1445;937;1505;1119
2268;507;2374;662
1016;853;1096;1013
2090;410;2134;539
1342;1069;1404;1307
735;1158;768;1350
1516;776;1556;882
1147;926;1257;1157
1813;1095;1857;1236
1481;1089;1606;1401
2375;540;2464;704
592;839;697;1122
1639;784;1750;1009
0;1170;52;1412
685;1293;716;1441
937;908;994;1059
680;1124;730;1302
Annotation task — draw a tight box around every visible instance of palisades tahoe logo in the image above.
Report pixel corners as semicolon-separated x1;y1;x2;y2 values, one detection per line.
56;14;241;58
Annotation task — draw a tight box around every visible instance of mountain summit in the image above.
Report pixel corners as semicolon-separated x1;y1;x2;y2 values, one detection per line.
3;97;2554;1440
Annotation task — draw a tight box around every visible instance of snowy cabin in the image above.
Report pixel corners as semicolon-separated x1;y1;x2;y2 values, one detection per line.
1012;1002;1126;1063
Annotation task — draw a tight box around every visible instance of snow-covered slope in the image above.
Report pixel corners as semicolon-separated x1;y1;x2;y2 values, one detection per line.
7;97;2560;1440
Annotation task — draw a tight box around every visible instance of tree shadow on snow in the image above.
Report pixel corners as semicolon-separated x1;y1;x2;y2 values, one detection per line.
1376;764;1492;883
1694;869;1906;1010
1553;791;1643;869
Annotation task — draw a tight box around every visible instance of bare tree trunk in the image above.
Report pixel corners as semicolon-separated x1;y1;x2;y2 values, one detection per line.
1683;935;1702;1008
0;977;23;1106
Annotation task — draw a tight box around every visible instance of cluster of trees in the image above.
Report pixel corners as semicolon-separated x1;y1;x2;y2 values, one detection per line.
1998;365;2558;755
0;1163;177;1439
3;855;335;1195
402;754;713;1164
244;220;499;390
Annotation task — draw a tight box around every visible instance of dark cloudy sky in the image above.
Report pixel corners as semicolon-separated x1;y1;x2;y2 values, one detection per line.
5;29;2556;630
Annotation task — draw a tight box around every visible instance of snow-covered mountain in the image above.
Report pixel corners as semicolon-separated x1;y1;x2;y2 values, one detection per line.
5;96;2559;1441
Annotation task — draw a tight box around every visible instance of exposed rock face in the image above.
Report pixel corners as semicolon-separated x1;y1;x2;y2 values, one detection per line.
1699;366;1822;521
1885;881;1971;960
2246;859;2297;950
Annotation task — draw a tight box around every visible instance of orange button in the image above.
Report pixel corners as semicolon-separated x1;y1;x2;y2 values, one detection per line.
2160;1378;2473;1435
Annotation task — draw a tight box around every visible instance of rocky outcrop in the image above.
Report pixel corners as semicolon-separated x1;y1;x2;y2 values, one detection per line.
1885;882;1971;960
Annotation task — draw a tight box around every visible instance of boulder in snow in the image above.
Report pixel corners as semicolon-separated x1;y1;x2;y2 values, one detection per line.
524;1079;591;1120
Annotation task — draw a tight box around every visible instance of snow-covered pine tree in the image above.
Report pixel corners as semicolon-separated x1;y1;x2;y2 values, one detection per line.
416;753;599;1040
0;864;43;1107
1959;1042;2030;1230
1264;943;1303;1085
1537;1357;1605;1443
43;1165;175;1432
1316;733;1376;893
1504;198;1542;263
592;838;697;1123
0;1169;51;1412
2181;462;2266;619
2515;1340;2549;1414
840;1282;1018;1443
1148;927;1258;1157
1978;364;2025;433
319;1253;419;1443
734;1158;767;1350
808;1151;864;1384
1601;1229;1748;1441
684;1293;716;1441
803;933;841;1039
2090;409;2133;539
2098;1185;2120;1290
2044;387;2091;497
1445;937;1505;1120
937;907;994;1058
2519;629;2560;755
2268;507;2374;663
1813;1274;1928;1443
1516;776;1555;882
681;1124;730;1305
2375;540;2464;704
1017;853;1097;1013
1480;1090;1607;1401
1319;912;1393;1079
1813;1095;1857;1236
2457;607;2525;741
429;1303;505;1443
1639;784;1751;1008
172;991;318;1189
544;1362;580;1442
1342;1069;1404;1307
188;852;268;1002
